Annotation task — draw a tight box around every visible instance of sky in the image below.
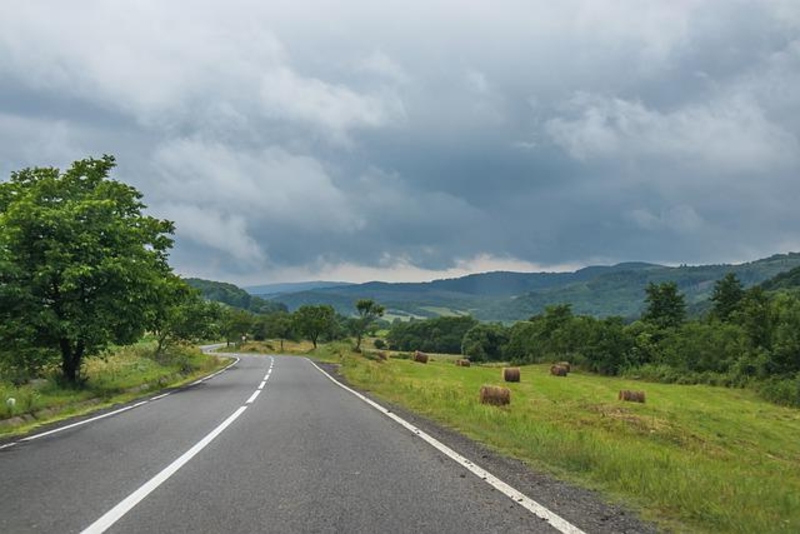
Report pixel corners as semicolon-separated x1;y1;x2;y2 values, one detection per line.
2;1;799;284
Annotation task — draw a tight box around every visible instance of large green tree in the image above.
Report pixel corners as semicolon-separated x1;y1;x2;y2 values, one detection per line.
293;305;335;348
642;281;686;330
148;276;222;356
710;272;745;322
0;156;175;385
352;299;385;351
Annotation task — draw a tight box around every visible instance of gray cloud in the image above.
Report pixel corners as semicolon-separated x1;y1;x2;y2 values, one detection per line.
1;1;799;283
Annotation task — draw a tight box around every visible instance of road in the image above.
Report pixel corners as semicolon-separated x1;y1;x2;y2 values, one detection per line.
0;354;588;533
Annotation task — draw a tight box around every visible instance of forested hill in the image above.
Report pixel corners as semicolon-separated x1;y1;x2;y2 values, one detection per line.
259;253;800;321
761;265;800;292
185;278;287;314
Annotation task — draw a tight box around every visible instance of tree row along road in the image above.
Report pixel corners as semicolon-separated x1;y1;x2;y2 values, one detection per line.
0;354;575;533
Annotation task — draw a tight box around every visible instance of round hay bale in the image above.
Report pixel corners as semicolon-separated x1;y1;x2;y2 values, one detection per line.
556;361;571;373
377;351;388;361
619;390;646;403
550;364;568;377
456;359;471;367
503;367;521;382
479;385;511;406
413;350;429;364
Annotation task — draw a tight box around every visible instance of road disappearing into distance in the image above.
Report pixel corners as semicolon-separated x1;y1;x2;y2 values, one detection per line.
1;352;599;533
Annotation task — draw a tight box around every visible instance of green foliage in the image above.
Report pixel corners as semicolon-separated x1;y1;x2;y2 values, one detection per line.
293;305;336;348
387;316;478;354
710;272;745;322
760;265;800;292
656;322;749;374
185;278;288;314
147;276;222;356
253;312;296;351
756;375;800;407
461;323;509;362
352;299;385;351
0;156;175;385
643;282;686;329
220;308;254;346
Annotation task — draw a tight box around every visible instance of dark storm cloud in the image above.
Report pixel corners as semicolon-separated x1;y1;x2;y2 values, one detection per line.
1;1;799;283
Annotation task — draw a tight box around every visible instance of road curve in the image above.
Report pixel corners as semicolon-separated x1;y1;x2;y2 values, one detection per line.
1;354;572;533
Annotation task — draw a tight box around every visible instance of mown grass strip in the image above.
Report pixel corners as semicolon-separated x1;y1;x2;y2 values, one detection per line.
0;344;231;439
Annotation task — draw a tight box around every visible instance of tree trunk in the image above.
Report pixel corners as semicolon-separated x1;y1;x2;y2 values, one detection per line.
280;338;284;352
60;338;84;386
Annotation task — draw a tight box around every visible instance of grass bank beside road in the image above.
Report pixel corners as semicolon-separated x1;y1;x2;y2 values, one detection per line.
299;343;799;533
0;343;230;438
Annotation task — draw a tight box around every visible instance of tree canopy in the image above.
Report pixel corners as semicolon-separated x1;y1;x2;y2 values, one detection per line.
0;156;176;384
352;299;385;351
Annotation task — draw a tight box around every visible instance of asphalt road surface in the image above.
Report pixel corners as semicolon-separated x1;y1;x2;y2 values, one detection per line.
0;354;600;533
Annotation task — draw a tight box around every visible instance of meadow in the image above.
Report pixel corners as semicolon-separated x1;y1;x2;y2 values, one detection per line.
0;343;229;437
306;343;800;533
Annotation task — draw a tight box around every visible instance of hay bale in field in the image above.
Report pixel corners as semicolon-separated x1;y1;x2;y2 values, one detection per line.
550;364;568;377
618;390;646;403
479;385;511;406
503;367;521;382
456;359;471;367
413;350;429;364
376;351;388;361
556;361;571;373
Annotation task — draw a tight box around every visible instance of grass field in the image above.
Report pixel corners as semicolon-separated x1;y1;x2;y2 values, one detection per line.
300;343;800;533
0;343;229;437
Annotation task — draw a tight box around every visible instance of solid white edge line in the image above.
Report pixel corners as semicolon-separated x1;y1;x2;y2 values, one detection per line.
307;359;586;534
245;390;261;404
8;356;241;446
257;381;266;390
149;393;171;402
21;401;147;443
81;405;248;534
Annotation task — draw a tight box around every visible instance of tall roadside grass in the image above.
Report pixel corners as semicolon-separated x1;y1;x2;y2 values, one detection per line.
339;356;800;533
1;343;229;437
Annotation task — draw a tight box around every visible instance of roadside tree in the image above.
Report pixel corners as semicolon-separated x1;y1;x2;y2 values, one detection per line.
0;156;175;385
352;299;385;351
293;305;336;348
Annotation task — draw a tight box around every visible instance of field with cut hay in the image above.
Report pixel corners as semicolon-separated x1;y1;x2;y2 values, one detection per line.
314;345;800;533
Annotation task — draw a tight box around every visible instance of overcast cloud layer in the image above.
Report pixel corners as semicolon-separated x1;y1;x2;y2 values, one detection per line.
2;1;799;284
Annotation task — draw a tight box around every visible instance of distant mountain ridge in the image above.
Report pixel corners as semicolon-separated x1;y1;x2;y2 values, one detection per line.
245;281;352;297
261;253;800;321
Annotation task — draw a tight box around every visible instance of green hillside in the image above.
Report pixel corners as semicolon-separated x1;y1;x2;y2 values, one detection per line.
269;253;800;321
761;265;800;292
185;278;287;314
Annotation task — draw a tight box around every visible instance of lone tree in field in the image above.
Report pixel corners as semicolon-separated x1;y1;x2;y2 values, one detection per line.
293;305;336;349
642;281;686;329
352;299;385;351
0;156;176;385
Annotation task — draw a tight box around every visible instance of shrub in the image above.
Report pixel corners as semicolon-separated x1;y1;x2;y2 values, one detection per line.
757;375;800;407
